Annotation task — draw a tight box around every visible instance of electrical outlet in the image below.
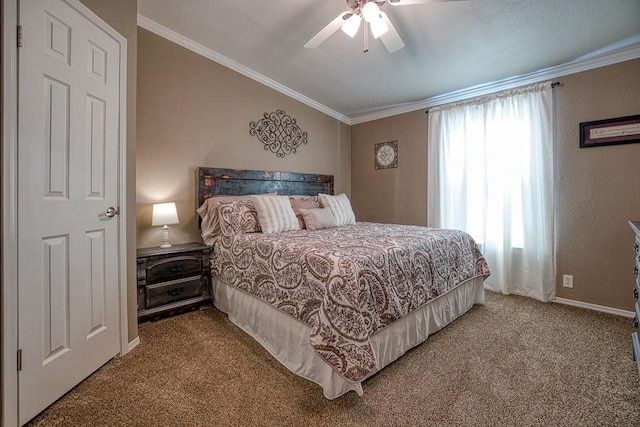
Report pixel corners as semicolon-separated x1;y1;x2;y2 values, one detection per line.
563;274;573;288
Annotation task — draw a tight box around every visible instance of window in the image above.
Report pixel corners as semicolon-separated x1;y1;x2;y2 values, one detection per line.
427;82;555;301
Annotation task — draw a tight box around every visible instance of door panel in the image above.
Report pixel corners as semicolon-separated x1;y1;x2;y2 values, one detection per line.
41;235;71;364
18;0;122;423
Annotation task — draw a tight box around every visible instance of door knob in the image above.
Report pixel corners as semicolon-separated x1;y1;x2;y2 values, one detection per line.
106;207;120;218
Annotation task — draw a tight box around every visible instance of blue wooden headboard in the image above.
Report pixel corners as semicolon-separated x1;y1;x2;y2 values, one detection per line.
196;167;334;209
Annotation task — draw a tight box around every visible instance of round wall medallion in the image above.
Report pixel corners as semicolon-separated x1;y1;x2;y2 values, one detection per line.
374;140;398;169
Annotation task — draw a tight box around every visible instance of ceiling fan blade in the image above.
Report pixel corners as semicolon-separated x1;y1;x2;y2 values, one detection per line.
379;12;404;53
304;12;349;49
388;0;466;5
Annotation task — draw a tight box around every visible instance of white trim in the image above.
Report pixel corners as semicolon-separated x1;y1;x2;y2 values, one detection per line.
2;0;20;424
351;37;640;124
127;336;141;354
553;297;635;319
137;15;352;125
135;14;640;125
115;19;130;358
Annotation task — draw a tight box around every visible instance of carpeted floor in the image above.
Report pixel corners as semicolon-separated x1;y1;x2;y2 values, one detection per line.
28;292;640;426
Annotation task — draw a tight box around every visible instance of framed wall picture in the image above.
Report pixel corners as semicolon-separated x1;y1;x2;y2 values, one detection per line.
375;140;398;169
579;114;640;148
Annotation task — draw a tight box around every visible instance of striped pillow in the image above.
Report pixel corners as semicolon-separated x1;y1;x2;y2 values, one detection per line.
251;195;300;234
318;193;356;226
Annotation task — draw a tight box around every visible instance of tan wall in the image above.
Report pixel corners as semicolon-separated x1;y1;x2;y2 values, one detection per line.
78;0;138;342
351;110;428;226
554;59;640;311
136;29;351;249
351;58;640;311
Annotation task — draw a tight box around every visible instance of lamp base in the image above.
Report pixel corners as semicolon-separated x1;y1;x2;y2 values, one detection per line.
159;225;172;248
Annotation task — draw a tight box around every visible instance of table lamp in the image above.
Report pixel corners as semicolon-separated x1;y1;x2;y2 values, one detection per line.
152;202;179;248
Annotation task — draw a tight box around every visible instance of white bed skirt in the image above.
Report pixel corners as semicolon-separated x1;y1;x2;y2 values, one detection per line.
213;277;485;399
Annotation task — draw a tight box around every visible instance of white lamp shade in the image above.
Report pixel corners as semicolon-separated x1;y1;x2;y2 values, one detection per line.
341;14;361;38
152;202;179;226
370;16;388;38
362;2;380;23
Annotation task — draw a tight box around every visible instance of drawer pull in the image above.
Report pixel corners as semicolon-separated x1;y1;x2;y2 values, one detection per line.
167;287;185;296
169;265;184;273
635;288;639;299
636;243;639;254
635;317;639;328
635;265;639;276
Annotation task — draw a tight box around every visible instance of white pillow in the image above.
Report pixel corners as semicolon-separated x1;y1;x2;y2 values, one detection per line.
251;195;300;234
318;193;356;226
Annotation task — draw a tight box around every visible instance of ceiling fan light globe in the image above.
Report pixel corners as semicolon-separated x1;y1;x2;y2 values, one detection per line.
341;14;361;38
362;2;381;23
370;17;389;38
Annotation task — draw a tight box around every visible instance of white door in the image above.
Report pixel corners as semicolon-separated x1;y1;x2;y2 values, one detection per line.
18;0;122;423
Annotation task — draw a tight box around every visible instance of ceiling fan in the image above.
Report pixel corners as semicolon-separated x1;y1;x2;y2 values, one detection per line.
304;0;463;53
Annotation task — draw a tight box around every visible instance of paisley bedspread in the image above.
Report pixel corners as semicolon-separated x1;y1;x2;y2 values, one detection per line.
211;222;490;383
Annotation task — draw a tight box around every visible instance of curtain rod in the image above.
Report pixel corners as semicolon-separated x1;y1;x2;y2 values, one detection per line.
425;81;561;113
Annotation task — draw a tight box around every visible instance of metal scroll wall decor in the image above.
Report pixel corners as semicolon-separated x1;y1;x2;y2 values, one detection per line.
249;109;308;158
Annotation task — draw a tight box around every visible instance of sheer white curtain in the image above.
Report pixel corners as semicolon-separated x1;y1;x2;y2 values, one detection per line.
427;82;555;301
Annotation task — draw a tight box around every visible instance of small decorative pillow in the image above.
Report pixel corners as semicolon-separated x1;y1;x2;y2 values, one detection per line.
196;192;276;241
298;208;338;231
318;193;356;226
217;200;261;236
289;196;320;229
251;195;300;234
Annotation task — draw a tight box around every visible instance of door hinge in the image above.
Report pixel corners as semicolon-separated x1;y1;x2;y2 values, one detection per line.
17;349;23;371
17;25;23;48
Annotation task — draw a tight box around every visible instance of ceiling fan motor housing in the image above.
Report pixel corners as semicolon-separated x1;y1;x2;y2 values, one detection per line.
346;0;387;14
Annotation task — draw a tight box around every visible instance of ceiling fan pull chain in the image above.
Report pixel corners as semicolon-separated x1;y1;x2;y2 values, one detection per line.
364;20;369;52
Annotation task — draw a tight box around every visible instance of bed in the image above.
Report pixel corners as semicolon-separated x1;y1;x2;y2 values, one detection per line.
196;167;490;399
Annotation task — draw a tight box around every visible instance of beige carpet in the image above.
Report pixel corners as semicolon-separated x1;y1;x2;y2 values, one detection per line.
28;292;640;426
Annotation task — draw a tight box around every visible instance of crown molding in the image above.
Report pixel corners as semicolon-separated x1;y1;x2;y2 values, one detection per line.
138;13;639;127
137;15;352;125
351;37;640;124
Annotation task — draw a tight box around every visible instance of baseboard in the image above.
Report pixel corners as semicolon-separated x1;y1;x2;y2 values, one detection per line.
126;336;141;354
553;297;634;318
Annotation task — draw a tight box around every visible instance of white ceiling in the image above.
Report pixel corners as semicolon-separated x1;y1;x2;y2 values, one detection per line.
137;0;640;124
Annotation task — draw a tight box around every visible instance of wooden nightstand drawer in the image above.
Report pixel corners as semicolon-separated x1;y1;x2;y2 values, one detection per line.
146;276;203;308
146;255;202;283
137;242;211;322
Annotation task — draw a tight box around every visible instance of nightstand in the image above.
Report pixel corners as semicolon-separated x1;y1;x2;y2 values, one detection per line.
136;242;211;323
